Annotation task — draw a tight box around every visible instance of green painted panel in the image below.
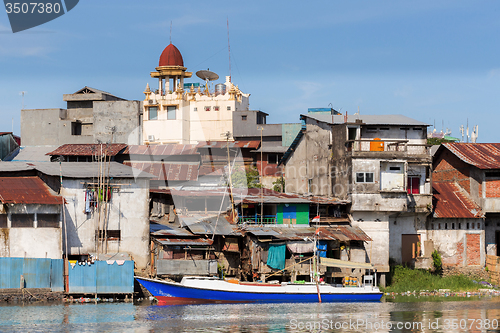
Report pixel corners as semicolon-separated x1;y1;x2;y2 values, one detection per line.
295;204;309;224
277;204;309;224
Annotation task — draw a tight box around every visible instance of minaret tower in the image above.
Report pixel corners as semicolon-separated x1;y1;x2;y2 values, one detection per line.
150;43;192;95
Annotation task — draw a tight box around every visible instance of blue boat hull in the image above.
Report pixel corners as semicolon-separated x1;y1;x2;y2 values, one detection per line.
136;277;383;304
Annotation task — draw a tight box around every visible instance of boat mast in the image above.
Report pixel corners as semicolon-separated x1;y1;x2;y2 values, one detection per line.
314;232;322;303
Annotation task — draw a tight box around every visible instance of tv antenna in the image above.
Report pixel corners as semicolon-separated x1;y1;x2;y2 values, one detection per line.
19;91;26;109
227;17;231;79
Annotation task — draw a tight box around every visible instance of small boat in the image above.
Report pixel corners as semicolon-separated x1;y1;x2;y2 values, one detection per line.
135;275;383;305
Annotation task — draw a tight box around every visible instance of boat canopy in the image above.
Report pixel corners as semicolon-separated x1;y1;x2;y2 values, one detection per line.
319;257;374;270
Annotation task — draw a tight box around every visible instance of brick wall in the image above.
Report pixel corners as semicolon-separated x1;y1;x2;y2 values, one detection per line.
433;148;471;194
466;234;481;265
486;180;500;198
456;240;464;266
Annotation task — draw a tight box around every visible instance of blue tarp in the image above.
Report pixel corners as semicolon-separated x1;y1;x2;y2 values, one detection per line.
317;241;327;258
267;243;286;270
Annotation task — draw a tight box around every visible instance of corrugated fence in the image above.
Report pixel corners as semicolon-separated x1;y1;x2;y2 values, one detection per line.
0;258;64;291
0;258;134;294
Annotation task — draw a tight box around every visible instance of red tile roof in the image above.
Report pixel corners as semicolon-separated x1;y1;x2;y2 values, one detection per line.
123;161;198;181
0;177;63;205
432;182;483;218
442;143;500;169
47;144;127;157
122;144;198;156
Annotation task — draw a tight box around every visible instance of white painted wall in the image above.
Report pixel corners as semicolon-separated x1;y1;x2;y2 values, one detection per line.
62;178;150;270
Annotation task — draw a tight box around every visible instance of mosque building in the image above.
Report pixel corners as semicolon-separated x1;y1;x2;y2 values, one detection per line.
142;43;250;144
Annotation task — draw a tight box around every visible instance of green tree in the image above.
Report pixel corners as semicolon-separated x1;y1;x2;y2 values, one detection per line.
272;177;285;192
230;167;262;188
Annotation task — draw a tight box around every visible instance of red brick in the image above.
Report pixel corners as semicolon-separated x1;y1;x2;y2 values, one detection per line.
466;234;480;266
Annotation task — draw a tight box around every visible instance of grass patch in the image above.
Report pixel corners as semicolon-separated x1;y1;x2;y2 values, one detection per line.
383;266;482;293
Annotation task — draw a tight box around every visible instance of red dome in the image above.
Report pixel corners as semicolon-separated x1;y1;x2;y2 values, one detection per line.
159;43;184;67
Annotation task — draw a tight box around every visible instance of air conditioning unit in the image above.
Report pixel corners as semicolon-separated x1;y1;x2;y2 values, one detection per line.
148;135;155;142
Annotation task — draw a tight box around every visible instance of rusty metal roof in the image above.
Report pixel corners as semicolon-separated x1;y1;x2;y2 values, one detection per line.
442;143;500;169
0;177;63;205
196;140;261;149
155;238;213;246
432;182;483;218
122;144;199;156
244;225;371;242
123;161;198;181
47;144;127;157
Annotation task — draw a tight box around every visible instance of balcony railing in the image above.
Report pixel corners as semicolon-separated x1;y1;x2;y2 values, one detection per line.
346;139;430;156
239;215;277;225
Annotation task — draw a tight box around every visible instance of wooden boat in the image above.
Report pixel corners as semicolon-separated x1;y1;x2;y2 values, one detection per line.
135;274;383;305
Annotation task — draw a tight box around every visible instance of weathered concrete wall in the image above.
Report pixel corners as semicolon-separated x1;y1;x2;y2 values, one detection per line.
485;213;500;255
62;178;150;270
157;259;217;275
389;213;427;264
351;212;390;272
284;118;331;196
93;101;142;144
5;228;62;258
21;109;93;146
428;218;484;267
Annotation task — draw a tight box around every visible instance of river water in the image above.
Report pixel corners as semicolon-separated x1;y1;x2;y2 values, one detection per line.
1;297;500;332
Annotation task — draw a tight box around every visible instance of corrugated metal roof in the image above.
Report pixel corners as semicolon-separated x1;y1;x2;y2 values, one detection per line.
11;146;56;162
0;161;154;179
0;177;63;204
179;214;241;236
303;114;429;126
197;141;261;149
243;226;371;242
122;144;199;156
432;182;483;219
150;222;195;236
156;238;213;246
47;144;127;157
123;161;198;181
442;143;500;169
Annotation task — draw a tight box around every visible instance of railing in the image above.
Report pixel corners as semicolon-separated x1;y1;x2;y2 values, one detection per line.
345;139;430;155
239;215;277;225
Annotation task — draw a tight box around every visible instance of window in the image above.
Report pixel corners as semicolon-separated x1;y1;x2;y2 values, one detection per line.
227;106;231;111
379;127;389;131
204;106;211;112
11;214;34;228
214;106;220;111
148;106;158;120
37;214;60;228
413;128;423;131
356;172;374;183
242;115;247;121
452;223;455;229
267;154;279;164
0;214;6;228
167;106;176;120
459;223;462;229
477;223;481;229
193;107;198;112
486;171;500;178
407;177;420;194
400;127;409;131
390;166;401;171
96;230;121;240
71;121;82;135
366;127;377;133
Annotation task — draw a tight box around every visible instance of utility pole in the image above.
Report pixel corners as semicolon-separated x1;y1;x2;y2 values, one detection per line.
223;131;236;222
259;126;264;224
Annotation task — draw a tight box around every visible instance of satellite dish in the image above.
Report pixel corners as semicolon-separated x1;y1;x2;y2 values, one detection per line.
196;70;219;82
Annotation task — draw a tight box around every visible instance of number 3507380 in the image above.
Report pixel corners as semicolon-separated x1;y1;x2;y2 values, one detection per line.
5;2;61;14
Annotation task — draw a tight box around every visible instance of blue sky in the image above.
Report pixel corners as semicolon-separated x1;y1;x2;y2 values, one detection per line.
1;1;499;142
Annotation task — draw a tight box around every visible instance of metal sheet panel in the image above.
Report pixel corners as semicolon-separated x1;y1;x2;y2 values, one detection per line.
50;259;64;292
0;258;23;289
23;258;51;288
68;263;96;294
96;261;134;294
47;144;127;157
0;177;63;205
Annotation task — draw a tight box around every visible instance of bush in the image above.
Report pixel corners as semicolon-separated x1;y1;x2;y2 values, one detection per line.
432;250;442;275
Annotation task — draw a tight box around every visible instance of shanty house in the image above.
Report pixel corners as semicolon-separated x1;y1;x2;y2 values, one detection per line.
0;176;63;258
